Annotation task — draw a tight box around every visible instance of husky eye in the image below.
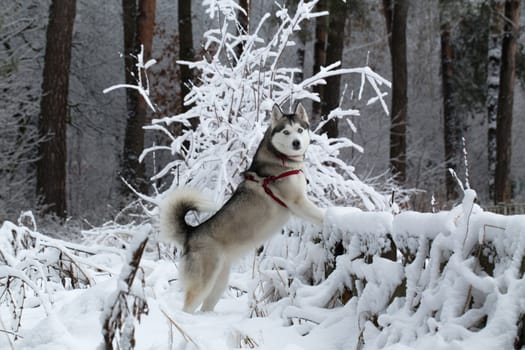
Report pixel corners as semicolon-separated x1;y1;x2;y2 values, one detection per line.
283;130;290;135
297;128;303;133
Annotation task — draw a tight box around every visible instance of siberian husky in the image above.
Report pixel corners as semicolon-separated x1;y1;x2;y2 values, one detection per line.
159;103;324;313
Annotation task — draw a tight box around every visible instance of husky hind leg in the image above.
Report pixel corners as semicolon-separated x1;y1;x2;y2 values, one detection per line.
200;261;231;312
180;248;223;313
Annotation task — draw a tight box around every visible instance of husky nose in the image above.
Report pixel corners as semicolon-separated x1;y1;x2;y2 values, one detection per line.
292;139;301;150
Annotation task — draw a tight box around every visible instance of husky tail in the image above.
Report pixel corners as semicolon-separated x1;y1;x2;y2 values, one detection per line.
159;188;217;246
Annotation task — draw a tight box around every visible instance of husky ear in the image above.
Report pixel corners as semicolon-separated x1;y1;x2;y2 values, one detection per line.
295;103;309;124
271;104;284;128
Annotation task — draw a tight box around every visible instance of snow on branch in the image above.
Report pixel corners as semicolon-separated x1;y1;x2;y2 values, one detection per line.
260;190;525;349
101;226;150;350
103;45;157;112
142;0;392;210
0;212;157;348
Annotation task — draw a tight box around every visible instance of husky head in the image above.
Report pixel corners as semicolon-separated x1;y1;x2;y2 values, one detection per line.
270;103;311;159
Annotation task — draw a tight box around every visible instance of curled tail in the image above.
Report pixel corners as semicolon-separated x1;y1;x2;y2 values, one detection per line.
159;188;217;246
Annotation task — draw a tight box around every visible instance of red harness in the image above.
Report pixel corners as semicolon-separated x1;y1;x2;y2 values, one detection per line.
244;169;302;208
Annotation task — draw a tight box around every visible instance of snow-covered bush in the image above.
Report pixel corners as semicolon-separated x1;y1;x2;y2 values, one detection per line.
2;195;525;349
140;0;391;210
267;189;525;349
0;212;154;347
101;230;150;350
0;212;85;341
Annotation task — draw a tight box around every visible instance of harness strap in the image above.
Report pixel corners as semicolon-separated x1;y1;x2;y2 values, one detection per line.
244;169;302;208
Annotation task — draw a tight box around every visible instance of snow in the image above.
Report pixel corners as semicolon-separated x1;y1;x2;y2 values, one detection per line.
2;189;525;349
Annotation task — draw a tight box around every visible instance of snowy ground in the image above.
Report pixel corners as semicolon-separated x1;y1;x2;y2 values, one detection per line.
2;190;525;350
0;245;359;350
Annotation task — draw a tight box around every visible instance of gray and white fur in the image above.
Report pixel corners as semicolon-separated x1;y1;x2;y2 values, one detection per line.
159;103;324;313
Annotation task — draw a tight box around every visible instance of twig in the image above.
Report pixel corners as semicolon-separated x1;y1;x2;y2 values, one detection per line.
160;308;200;349
0;315;18;350
0;328;23;338
103;45;156;112
240;334;259;349
462;137;471;189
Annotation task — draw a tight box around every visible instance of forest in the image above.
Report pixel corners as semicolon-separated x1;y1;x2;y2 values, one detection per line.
1;1;525;349
1;0;524;223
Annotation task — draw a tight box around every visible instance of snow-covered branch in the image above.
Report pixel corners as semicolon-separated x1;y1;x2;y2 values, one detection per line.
101;227;150;350
103;45;157;112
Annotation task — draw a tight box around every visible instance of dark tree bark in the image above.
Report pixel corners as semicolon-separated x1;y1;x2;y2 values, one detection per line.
311;0;348;137
37;0;76;218
440;8;461;201
312;0;328;121
178;0;195;118
487;0;505;202
122;0;137;90
494;0;520;203
121;0;137;195
320;0;349;138
383;0;409;183
121;0;156;195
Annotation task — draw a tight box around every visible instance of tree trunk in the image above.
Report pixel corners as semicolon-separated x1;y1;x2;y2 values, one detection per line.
178;0;195;118
320;0;348;138
494;0;520;204
383;0;409;183
37;0;76;218
312;0;328;122
487;0;504;202
440;6;461;201
122;0;137;90
121;0;138;194
121;0;156;195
